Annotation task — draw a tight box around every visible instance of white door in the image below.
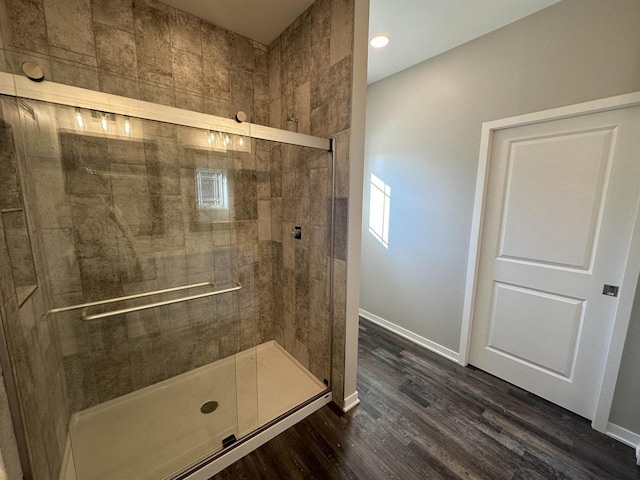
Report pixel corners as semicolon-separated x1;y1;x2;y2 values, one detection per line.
469;105;640;420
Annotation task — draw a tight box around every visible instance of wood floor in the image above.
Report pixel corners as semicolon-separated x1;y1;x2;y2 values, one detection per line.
213;318;640;479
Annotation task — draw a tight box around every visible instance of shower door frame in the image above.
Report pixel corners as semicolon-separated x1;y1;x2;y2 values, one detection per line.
0;73;330;150
0;70;336;480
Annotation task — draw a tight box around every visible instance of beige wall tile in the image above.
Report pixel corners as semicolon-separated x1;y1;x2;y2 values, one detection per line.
94;22;137;76
99;71;140;98
0;127;21;211
203;95;230;118
172;47;203;94
329;0;354;66
254;71;269;105
309;167;328;226
3;0;48;53
202;22;230;99
129;333;167;389
230;67;254;121
269;98;282;129
2;211;36;289
310;103;328;138
48;45;97;67
294;80;311;134
29;157;73;229
0;238;15;307
134;1;173;86
175;90;205;113
43;0;95;56
257;199;272;242
228;31;253;72
91;0;134;32
56;301;88;356
64;351;98;411
268;41;281;102
41;229;81;296
328;55;352;134
169;7;201;55
333;128;350;197
139;81;175;106
78;255;121;300
50;61;100;90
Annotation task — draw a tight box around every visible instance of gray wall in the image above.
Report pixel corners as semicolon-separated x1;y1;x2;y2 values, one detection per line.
362;0;640;432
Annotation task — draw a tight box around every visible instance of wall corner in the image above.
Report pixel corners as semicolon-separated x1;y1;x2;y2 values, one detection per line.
342;0;369;408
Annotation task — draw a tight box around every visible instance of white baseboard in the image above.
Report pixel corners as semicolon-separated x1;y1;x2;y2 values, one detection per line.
359;309;460;363
606;422;640;463
342;391;360;412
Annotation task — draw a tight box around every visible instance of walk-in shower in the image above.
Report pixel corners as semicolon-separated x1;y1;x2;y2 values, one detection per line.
0;72;335;479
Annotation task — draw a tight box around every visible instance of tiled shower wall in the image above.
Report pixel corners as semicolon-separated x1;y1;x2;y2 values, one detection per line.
268;0;354;406
0;97;70;480
17;103;267;412
0;5;274;478
0;0;269;123
263;142;334;385
17;104;334;414
0;0;356;478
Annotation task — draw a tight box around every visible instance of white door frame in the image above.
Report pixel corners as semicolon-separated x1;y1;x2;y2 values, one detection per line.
459;91;640;432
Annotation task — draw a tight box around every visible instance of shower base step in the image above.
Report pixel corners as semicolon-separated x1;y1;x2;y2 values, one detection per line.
61;341;326;480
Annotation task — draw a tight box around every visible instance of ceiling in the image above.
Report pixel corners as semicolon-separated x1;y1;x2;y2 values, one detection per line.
160;0;560;84
160;0;315;45
368;0;560;84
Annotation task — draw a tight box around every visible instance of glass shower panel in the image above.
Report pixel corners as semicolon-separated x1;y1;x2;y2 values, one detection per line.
10;96;258;480
254;140;334;425
3;91;333;480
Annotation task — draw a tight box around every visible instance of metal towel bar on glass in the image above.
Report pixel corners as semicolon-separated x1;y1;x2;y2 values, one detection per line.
45;281;242;321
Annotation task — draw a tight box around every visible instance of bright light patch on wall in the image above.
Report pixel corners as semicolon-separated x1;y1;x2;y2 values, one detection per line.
123;116;131;135
196;170;228;209
75;108;85;129
369;173;390;248
370;34;390;48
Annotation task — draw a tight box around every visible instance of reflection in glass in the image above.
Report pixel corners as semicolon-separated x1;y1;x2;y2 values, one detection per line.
1;95;333;480
196;170;228;210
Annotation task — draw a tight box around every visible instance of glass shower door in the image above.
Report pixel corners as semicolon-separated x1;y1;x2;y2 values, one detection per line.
253;141;333;427
3;90;334;480
8;96;257;480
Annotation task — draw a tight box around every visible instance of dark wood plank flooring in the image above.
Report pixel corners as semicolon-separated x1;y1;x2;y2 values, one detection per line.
213;318;639;479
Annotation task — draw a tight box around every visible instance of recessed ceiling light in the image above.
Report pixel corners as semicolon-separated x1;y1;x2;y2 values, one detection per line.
370;34;390;48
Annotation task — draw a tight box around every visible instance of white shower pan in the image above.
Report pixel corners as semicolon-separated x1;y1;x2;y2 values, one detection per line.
62;341;326;480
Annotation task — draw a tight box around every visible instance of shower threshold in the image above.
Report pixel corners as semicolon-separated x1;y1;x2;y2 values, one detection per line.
61;341;327;480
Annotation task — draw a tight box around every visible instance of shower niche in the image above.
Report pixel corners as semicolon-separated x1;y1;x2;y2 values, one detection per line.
0;113;38;306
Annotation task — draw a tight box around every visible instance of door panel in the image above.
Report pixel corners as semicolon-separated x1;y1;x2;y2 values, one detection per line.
487;283;584;379
470;106;640;419
498;129;614;270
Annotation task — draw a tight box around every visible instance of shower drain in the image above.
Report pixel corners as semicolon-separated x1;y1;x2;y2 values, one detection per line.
200;401;219;414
